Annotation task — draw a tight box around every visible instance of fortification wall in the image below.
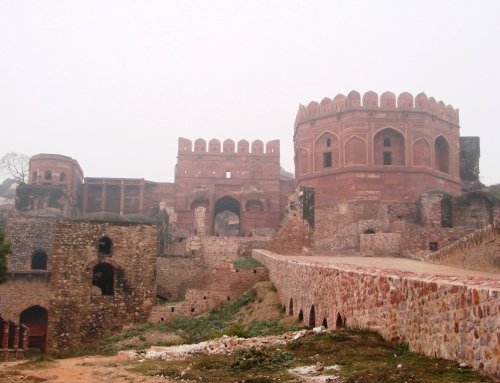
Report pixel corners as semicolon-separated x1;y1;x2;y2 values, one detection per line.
253;249;500;376
294;91;464;203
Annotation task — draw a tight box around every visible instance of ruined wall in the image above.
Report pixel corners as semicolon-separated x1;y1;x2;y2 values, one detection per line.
155;255;206;301
268;187;314;254
48;220;157;352
254;249;500;376
5;215;56;271
150;236;270;322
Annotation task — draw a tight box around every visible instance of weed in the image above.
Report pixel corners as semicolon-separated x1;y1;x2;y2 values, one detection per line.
230;347;294;372
233;257;263;270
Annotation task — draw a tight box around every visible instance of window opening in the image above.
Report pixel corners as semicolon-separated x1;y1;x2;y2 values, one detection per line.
92;263;114;295
323;152;332;168
31;250;48;270
60;172;66;181
383;138;391;147
429;242;438;251
44;170;52;180
98;236;112;256
32;172;37;181
325;138;331;148
225;171;231;178
383;152;392;165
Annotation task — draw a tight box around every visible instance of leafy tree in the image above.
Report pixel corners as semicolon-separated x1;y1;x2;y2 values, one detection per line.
0;153;29;184
0;227;10;283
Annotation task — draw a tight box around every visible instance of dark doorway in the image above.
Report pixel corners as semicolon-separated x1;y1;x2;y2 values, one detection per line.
214;196;240;236
322;318;328;329
289;298;293;316
20;306;48;352
298;309;304;321
92;263;114;295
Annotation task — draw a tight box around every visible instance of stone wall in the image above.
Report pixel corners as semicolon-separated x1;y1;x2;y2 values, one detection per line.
360;233;401;256
0;275;50;321
5;215;56;271
47;220;157;352
150;236;270;322
253;249;500;376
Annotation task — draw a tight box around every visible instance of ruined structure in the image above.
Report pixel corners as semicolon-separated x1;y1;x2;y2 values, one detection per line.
0;91;498;374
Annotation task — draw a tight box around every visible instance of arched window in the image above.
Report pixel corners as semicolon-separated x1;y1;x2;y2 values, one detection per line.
98;236;112;256
435;136;450;174
314;133;338;171
31;250;48;270
383;138;391;147
92;263;114;295
60;172;66;181
44;170;52;180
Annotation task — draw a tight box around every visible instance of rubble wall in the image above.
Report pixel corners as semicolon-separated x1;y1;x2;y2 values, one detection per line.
253;249;500;376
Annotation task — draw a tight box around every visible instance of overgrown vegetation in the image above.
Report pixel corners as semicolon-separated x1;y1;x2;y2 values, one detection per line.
132;330;492;383
59;288;301;357
233;257;263;270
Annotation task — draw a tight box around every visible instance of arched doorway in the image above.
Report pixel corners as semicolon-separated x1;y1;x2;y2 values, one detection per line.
435;136;450;173
20;306;48;352
213;196;240;236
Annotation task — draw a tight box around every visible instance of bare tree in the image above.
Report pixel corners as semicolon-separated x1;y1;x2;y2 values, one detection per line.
0;153;29;184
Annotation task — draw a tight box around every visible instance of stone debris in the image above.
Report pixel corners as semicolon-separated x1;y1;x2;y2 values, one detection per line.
120;330;311;361
289;364;342;383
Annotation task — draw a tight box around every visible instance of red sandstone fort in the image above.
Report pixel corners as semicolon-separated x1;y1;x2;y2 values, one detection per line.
1;91;499;375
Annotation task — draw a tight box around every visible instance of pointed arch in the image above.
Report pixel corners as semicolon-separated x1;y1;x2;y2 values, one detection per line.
374;128;405;165
344;135;367;166
412;138;431;168
314;132;339;171
214;196;240;236
289;298;294;316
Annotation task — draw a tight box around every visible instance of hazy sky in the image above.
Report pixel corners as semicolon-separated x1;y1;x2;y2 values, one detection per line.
1;1;499;184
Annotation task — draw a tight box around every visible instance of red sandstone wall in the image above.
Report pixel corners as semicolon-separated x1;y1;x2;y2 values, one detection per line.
295;91;462;204
253;249;500;376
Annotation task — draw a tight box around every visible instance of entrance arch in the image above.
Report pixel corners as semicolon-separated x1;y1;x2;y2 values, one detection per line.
20;306;48;352
213;196;240;236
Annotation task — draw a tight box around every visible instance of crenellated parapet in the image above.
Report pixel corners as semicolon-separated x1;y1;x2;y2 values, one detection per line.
178;138;280;155
295;91;459;125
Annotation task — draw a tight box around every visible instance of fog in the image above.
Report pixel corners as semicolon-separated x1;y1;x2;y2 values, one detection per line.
1;0;499;184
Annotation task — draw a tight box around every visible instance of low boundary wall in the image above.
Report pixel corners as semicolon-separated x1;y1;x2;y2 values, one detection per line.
253;249;500;376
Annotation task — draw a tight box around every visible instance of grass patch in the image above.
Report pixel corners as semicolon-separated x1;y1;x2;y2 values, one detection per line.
130;329;493;383
233;257;263;270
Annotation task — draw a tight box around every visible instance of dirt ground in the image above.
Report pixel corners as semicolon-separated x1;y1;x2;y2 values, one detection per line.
0;281;288;383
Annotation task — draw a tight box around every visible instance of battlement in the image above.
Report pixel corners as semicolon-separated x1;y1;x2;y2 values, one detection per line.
178;138;280;155
295;91;459;125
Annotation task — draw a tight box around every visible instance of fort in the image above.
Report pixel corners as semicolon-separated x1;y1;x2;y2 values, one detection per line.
0;91;499;375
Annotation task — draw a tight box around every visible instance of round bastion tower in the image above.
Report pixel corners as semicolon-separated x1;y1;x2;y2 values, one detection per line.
294;91;462;206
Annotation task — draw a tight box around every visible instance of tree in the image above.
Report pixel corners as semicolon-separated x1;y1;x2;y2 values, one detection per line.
0;152;29;184
0;227;10;283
